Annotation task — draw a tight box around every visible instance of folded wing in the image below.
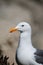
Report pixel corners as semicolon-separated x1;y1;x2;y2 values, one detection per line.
34;49;43;64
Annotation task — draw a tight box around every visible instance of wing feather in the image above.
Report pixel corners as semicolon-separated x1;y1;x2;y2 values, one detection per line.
34;49;43;64
35;49;43;57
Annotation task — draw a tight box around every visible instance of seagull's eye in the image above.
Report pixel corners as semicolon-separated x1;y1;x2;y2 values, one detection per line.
21;25;24;27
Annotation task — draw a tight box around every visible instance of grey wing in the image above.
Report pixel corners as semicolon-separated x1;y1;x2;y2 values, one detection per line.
34;49;43;64
35;49;43;57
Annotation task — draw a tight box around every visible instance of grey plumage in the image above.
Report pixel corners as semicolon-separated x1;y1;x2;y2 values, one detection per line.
34;49;43;64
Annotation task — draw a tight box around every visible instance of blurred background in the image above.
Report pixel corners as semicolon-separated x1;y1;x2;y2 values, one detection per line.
0;0;43;64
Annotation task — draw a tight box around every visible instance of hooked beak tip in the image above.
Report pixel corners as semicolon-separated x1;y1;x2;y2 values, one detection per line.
9;28;18;33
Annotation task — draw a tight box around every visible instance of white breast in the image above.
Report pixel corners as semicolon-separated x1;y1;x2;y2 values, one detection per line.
17;44;36;65
17;32;36;65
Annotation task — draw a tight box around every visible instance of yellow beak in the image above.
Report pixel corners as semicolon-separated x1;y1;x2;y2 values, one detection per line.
9;27;18;33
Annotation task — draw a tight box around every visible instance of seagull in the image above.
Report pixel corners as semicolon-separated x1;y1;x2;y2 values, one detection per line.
9;22;43;65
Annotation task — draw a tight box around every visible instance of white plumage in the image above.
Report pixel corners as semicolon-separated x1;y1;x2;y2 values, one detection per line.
10;22;43;65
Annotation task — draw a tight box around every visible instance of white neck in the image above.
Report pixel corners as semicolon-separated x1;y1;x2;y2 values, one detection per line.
19;31;33;48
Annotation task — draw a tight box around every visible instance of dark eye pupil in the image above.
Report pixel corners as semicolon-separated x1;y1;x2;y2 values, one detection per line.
22;25;24;27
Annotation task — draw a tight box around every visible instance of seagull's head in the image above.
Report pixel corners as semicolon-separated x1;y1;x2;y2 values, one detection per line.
9;22;31;33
